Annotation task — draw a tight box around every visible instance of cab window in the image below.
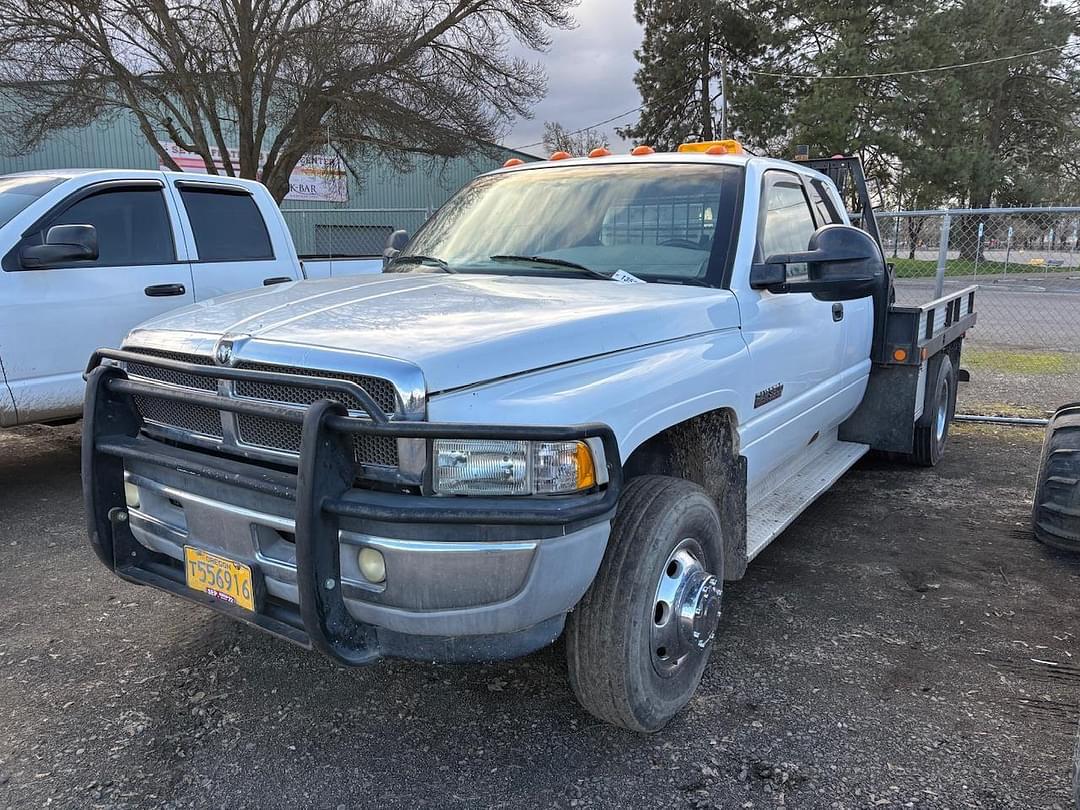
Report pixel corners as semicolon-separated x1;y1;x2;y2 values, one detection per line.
759;176;817;278
807;179;843;225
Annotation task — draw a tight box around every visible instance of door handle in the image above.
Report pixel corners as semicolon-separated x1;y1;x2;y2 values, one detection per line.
144;283;186;297
832;302;844;322
263;276;292;286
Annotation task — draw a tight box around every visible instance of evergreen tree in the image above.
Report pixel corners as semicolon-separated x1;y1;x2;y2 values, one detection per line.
629;0;1080;209
619;0;762;149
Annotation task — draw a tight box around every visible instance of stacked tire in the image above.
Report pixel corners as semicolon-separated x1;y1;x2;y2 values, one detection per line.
1032;403;1080;551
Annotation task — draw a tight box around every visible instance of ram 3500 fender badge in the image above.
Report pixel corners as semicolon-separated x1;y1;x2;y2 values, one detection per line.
754;383;783;408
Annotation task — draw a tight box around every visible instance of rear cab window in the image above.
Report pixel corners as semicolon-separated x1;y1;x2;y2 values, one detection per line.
179;186;274;262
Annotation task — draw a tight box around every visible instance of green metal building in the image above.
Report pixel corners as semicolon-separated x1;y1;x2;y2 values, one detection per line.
0;113;535;256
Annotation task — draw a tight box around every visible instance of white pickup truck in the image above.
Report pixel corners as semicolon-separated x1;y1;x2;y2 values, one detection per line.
82;145;976;732
0;168;380;428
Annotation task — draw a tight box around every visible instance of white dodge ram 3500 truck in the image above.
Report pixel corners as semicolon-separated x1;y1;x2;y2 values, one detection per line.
82;146;976;732
0;168;379;429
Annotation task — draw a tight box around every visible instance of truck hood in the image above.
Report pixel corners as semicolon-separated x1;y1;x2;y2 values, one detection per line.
129;273;741;393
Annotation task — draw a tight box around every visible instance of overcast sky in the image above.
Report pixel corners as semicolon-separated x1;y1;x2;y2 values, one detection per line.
502;1;644;156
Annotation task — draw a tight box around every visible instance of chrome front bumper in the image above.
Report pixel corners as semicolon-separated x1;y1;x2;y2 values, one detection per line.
124;466;610;640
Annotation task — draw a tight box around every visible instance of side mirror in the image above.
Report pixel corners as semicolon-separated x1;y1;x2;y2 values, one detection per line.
750;224;884;301
20;224;98;269
382;229;410;267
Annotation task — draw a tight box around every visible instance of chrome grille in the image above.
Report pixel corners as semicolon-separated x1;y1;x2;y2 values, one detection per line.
126;348;217;391
133;394;223;438
126;348;222;438
234;362;398;413
122;348;401;470
233;360;398;467
233;416;399;468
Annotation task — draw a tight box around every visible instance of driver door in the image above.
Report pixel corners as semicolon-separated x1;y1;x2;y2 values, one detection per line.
0;180;192;423
733;170;848;489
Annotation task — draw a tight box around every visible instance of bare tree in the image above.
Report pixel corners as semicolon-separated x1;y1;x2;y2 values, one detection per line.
541;121;608;155
0;0;574;201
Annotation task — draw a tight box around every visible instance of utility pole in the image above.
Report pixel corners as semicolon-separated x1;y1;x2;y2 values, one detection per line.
719;52;729;140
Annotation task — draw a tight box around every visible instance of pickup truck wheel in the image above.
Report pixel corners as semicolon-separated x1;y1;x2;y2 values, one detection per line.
1032;403;1080;551
911;354;957;467
565;476;723;733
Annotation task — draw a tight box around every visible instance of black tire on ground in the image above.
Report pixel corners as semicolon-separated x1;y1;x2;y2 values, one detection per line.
1072;722;1080;810
910;353;958;467
565;475;724;733
1032;403;1080;552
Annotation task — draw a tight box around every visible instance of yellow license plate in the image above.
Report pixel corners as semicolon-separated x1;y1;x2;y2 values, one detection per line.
183;546;255;612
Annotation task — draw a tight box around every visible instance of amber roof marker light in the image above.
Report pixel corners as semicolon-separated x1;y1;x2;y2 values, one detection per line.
588;147;612;158
503;158;524;168
549;151;572;161
677;139;745;156
630;145;655;156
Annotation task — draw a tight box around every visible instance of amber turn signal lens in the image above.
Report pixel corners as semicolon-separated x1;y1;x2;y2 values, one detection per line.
893;348;908;362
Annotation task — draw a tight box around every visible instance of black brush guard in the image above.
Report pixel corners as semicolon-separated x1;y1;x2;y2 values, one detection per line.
83;349;622;665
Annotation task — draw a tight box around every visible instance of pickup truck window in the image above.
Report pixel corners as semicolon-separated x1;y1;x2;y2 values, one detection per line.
759;177;817;277
807;180;842;225
179;187;274;262
401;163;741;285
16;186;175;267
0;175;64;229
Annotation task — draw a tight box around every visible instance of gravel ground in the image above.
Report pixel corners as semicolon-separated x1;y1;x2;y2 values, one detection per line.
2;421;1079;809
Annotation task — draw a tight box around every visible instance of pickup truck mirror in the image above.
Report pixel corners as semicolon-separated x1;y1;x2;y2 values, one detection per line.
750;224;885;302
20;224;99;269
382;229;410;267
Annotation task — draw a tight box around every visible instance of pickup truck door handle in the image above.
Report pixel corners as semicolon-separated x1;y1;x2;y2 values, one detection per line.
263;276;292;286
832;302;844;322
144;283;187;297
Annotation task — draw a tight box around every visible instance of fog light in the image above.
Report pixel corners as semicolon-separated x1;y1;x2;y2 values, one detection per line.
357;548;386;583
124;482;140;509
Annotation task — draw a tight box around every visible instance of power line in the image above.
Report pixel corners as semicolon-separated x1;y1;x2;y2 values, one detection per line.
508;42;1077;151
509;75;700;151
750;42;1079;80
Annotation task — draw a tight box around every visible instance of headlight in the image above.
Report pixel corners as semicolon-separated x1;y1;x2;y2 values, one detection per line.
433;439;597;496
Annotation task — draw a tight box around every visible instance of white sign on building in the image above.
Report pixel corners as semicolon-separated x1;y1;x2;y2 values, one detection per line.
158;141;348;203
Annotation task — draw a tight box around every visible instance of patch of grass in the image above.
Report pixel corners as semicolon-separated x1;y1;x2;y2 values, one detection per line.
890;257;1076;279
963;348;1080;375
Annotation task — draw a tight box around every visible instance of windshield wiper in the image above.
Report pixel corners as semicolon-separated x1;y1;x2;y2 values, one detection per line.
489;254;614;281
388;254;456;273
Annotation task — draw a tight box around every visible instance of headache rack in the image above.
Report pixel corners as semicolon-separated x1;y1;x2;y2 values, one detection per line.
82;349;621;665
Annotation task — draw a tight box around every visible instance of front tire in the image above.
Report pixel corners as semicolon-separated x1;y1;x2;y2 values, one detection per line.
565;476;724;732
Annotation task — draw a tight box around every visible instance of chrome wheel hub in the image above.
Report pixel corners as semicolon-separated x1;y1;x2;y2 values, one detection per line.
650;539;722;678
934;375;950;444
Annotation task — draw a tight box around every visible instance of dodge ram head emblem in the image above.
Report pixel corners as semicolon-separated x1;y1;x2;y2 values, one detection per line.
214;340;234;366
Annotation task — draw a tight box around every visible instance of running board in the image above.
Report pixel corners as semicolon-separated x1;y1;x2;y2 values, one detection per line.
746;439;869;561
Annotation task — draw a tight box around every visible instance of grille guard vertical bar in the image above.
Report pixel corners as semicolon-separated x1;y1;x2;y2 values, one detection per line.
82;364;141;568
294;399;380;665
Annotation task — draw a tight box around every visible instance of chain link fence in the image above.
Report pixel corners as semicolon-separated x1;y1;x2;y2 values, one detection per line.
281;207;430;258
876;207;1080;416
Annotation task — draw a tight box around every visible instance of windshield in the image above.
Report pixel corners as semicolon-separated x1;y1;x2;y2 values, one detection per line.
0;175;64;229
397;163;742;284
